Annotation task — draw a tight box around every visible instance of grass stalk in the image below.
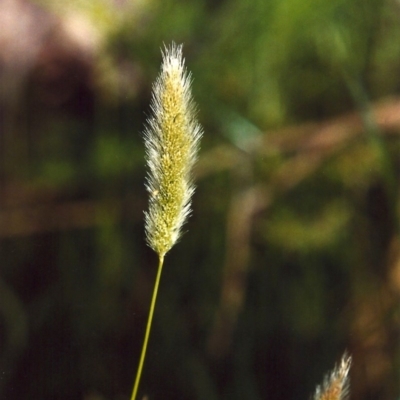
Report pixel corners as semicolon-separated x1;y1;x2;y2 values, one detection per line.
130;255;164;400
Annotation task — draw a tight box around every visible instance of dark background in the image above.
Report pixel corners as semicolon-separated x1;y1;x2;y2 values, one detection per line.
0;0;399;399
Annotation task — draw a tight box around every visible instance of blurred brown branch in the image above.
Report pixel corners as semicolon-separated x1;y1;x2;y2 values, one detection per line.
198;96;400;190
0;183;140;237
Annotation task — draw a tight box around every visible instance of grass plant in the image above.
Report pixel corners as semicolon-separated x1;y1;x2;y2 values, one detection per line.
130;43;202;400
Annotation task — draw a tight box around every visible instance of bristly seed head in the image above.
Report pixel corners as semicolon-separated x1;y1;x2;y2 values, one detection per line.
313;353;351;400
144;43;202;257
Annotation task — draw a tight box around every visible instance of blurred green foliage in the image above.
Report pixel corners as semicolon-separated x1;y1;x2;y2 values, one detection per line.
0;0;399;399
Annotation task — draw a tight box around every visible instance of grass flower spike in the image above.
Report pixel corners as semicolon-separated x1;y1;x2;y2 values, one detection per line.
130;43;202;400
313;353;351;400
144;43;202;257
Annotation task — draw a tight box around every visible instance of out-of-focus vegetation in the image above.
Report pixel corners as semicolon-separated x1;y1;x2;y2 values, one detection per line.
0;0;399;399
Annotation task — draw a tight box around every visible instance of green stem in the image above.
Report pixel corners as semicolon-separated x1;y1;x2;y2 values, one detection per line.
131;254;165;400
